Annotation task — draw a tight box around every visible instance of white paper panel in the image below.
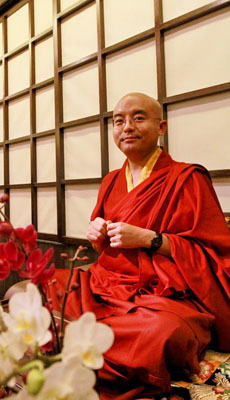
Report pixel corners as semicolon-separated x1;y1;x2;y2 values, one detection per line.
63;63;99;122
34;0;53;36
0;148;3;185
10;189;31;228
8;96;30;139
104;0;155;47
37;188;57;234
0;64;3;99
8;50;29;95
165;11;230;96
168;93;230;170
0;23;2;57
60;0;77;11
36;137;56;183
9;142;30;184
65;184;99;238
213;182;230;213
7;4;29;52
36;86;55;133
0;106;3;142
162;0;212;22
35;37;54;83
106;39;157;112
61;4;97;66
64;122;101;179
108;119;126;171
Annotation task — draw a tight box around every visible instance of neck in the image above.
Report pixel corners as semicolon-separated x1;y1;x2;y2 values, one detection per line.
127;147;158;186
127;147;157;171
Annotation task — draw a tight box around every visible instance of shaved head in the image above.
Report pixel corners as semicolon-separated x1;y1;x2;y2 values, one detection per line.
112;92;167;163
114;93;163;120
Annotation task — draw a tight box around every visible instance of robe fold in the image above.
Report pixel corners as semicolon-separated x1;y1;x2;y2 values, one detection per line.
49;149;230;398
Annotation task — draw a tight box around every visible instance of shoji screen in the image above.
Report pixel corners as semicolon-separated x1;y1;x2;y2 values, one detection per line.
0;0;229;248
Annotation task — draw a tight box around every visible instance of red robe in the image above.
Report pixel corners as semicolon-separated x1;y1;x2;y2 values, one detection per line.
49;149;230;399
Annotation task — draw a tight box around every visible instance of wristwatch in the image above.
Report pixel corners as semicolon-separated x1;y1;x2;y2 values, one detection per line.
150;232;162;251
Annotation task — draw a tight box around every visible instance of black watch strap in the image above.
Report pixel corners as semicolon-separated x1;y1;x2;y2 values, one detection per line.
150;232;162;251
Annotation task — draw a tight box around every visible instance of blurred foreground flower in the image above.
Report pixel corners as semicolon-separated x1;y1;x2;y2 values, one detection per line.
0;193;114;398
4;283;52;348
63;312;114;369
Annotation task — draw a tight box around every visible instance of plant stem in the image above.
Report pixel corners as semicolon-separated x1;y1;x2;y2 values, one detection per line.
0;354;62;387
37;352;62;366
38;285;61;354
59;260;75;349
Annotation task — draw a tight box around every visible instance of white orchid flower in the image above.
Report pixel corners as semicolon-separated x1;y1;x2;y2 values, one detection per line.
0;329;27;361
37;357;99;400
62;312;114;369
0;354;17;386
8;358;99;400
0;305;4;331
0;330;27;386
5;283;51;348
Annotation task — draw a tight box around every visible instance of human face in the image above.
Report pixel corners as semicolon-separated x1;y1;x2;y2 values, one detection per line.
112;95;166;161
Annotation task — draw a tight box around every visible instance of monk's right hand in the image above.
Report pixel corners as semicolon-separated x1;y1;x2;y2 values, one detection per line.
86;217;108;253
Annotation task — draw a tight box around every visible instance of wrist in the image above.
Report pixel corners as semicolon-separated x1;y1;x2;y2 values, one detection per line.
144;231;163;252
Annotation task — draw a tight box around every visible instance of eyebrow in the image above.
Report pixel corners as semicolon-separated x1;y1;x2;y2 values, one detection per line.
113;113;123;119
113;109;147;119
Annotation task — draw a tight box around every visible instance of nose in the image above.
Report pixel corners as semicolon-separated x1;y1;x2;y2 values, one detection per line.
124;117;135;132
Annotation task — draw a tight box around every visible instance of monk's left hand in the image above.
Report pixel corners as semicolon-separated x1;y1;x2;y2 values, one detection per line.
107;222;154;248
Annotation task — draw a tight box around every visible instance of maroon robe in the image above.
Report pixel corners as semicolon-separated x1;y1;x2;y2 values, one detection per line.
49;149;230;399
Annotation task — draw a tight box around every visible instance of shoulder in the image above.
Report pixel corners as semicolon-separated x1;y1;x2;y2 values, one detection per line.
159;149;211;181
170;159;211;182
101;169;121;188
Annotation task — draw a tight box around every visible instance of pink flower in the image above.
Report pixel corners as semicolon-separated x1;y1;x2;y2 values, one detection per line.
0;193;9;203
0;258;10;280
13;224;37;254
19;247;55;284
0;241;25;271
0;221;13;238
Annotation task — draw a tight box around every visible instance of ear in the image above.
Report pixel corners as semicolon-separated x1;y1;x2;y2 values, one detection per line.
158;120;167;136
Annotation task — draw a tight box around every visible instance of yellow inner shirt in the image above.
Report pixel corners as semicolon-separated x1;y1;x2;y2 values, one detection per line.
125;146;162;192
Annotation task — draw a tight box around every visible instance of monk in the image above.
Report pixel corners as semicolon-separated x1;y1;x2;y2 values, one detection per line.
50;93;230;399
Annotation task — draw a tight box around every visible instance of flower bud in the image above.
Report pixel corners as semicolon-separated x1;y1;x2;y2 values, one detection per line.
0;222;12;238
0;194;9;204
27;369;45;395
60;253;68;259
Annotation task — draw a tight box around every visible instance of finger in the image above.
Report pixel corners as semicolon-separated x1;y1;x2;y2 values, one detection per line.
95;217;107;228
110;240;122;248
87;234;98;242
107;222;120;232
107;227;120;237
90;221;107;236
88;225;107;239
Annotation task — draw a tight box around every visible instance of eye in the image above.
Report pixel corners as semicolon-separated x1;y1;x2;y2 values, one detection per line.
114;118;124;126
134;115;145;122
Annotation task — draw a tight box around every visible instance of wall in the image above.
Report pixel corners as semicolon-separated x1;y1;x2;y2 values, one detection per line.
0;0;229;253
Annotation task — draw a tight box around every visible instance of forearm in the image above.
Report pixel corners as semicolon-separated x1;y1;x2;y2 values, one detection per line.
107;222;171;257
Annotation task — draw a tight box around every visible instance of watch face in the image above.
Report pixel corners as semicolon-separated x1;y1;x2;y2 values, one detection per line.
151;233;162;251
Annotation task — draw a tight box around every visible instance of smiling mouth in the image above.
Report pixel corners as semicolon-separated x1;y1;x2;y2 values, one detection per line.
121;136;140;142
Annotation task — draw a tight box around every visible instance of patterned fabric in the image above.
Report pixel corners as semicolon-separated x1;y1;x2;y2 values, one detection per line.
168;351;230;400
